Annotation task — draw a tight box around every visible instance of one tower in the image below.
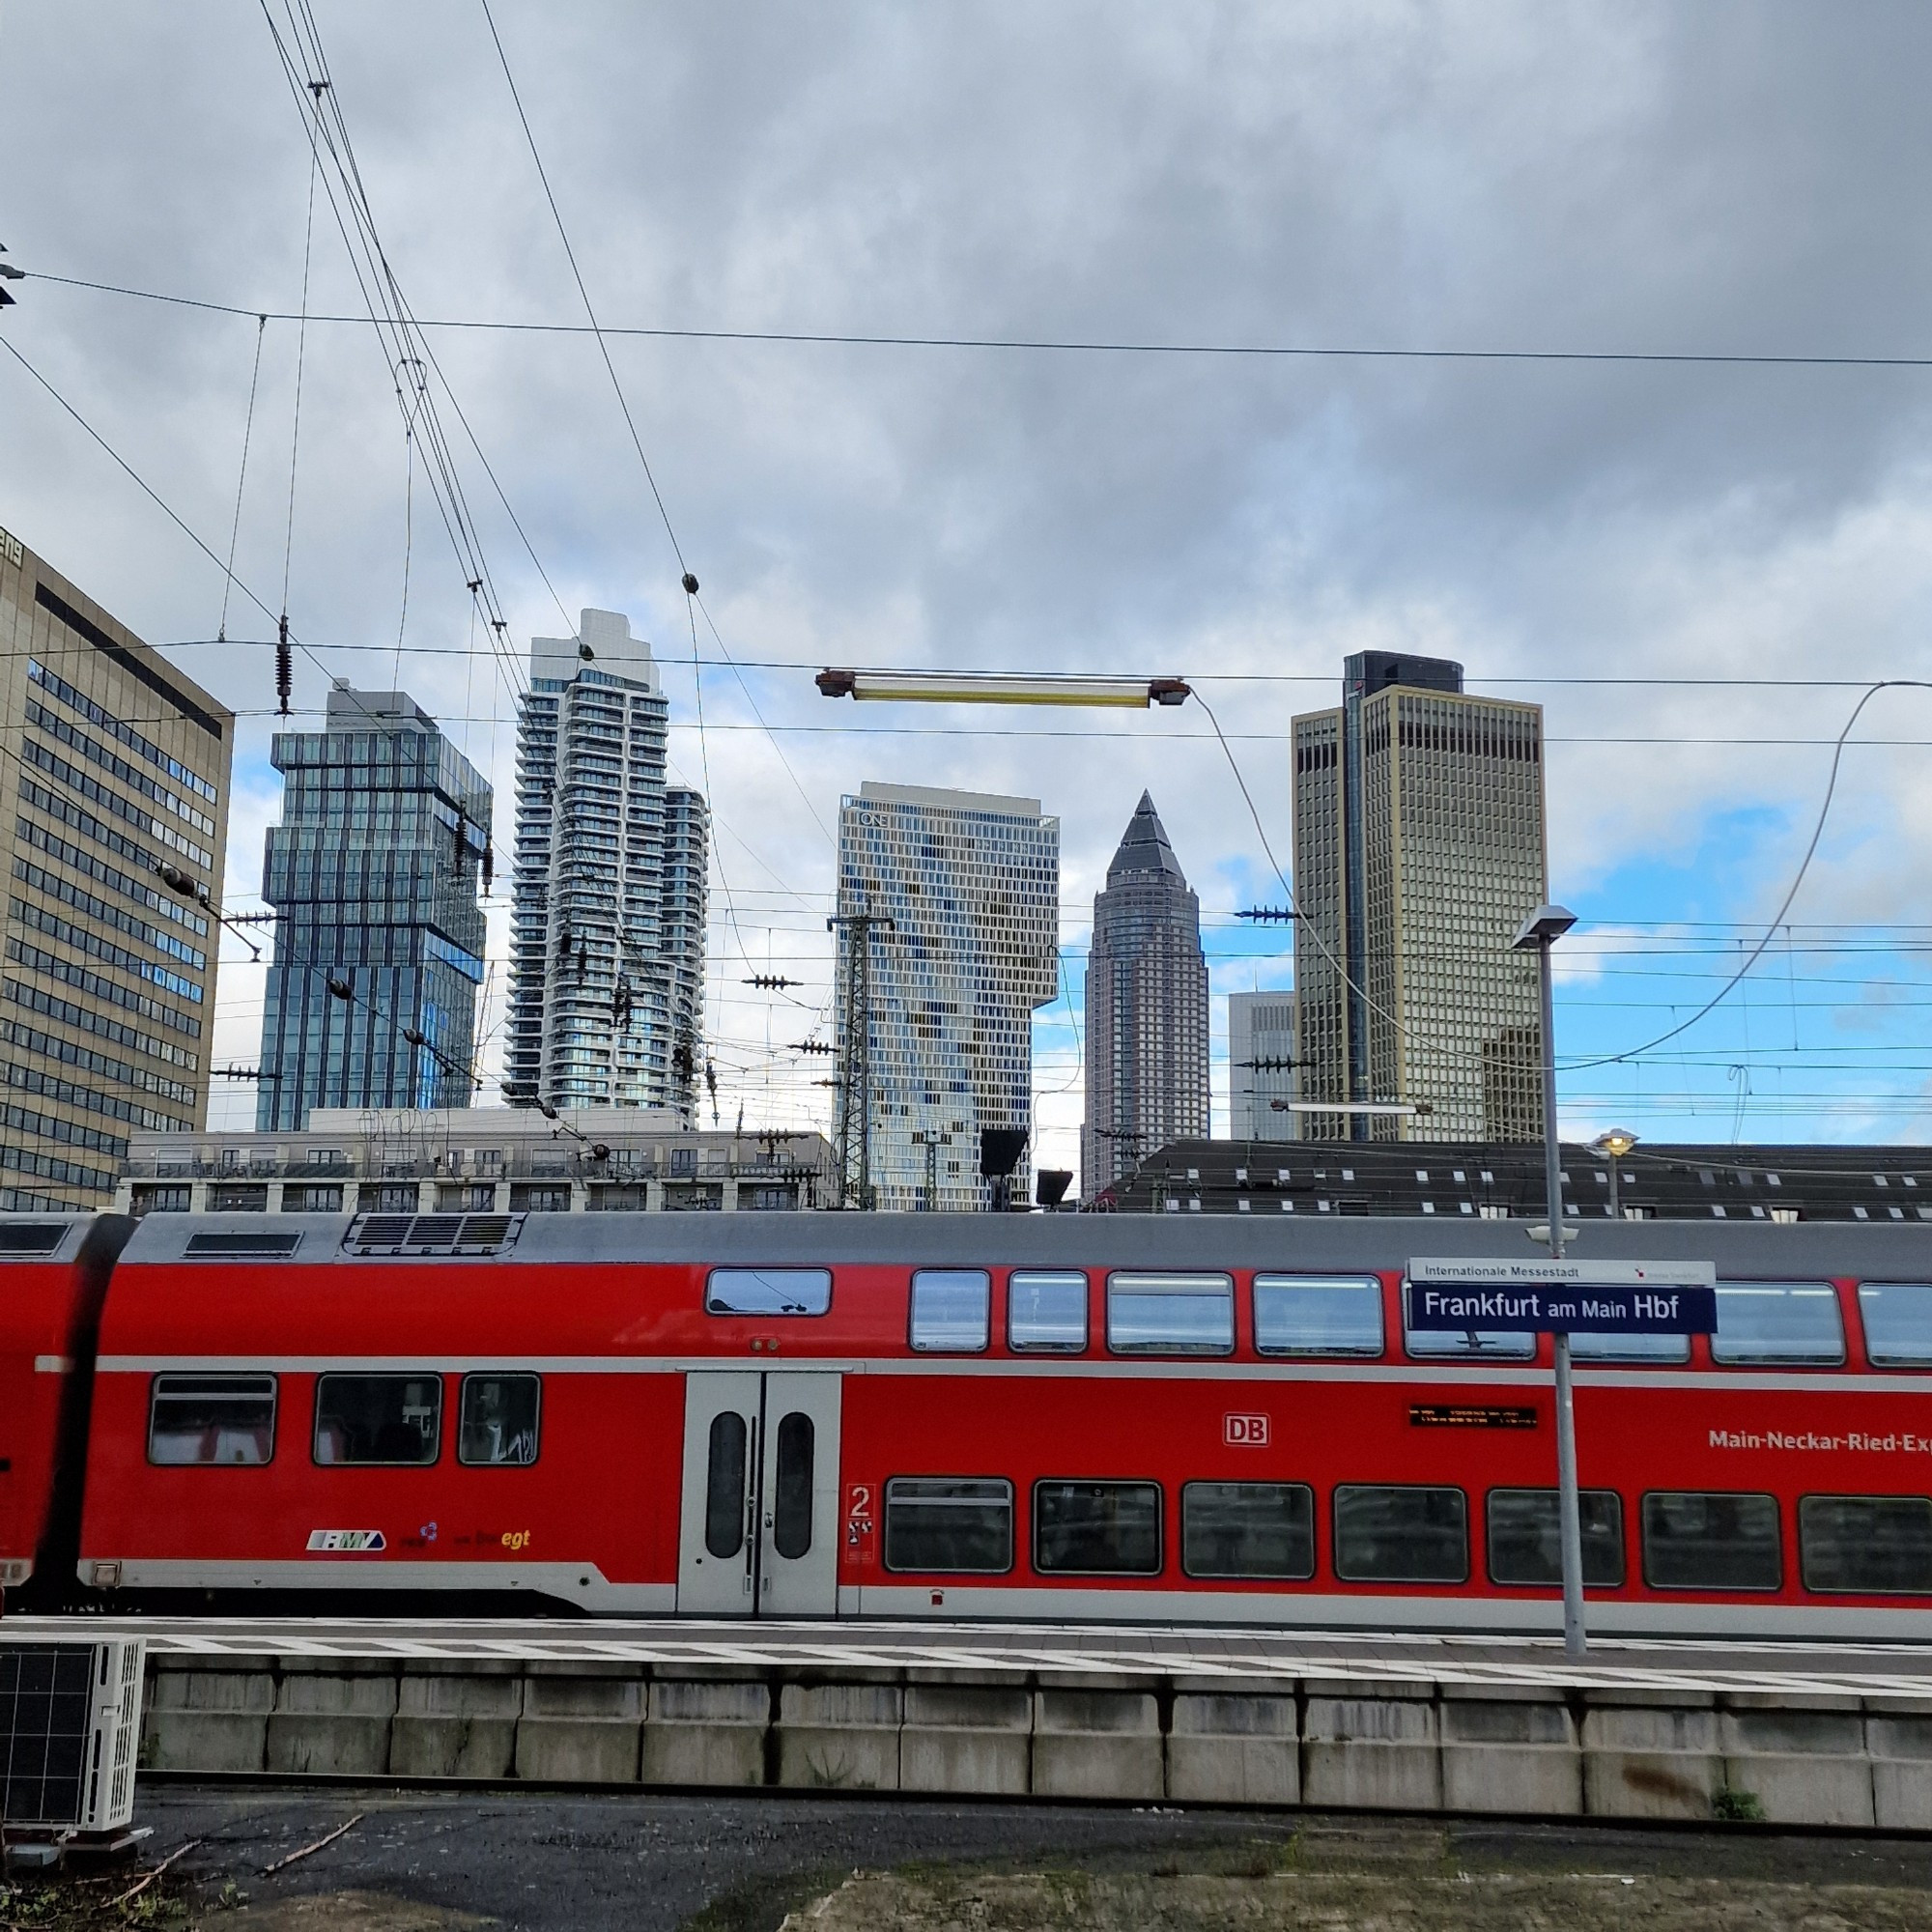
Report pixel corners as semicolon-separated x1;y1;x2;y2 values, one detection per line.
1292;651;1547;1142
834;781;1059;1210
0;528;233;1204
257;685;491;1129
504;610;709;1116
1229;990;1298;1142
1081;792;1208;1198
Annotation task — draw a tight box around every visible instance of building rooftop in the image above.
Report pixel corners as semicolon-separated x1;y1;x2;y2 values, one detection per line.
1104;790;1185;882
1102;1138;1932;1224
857;780;1045;817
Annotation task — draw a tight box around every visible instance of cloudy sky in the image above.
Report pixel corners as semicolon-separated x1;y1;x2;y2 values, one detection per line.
9;0;1932;1171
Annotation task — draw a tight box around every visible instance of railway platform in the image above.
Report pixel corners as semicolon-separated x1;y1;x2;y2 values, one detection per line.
8;1613;1932;1829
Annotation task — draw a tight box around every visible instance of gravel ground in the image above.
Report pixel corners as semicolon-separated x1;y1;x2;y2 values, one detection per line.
7;1787;1932;1931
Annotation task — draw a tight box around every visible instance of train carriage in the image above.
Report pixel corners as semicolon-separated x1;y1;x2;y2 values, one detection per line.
66;1209;1932;1636
0;1213;132;1603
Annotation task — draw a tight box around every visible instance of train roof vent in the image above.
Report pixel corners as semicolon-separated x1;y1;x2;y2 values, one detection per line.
346;1212;524;1258
185;1231;304;1259
0;1221;68;1256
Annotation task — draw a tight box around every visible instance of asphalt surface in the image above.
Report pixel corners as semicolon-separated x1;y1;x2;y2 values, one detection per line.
15;1611;1932;1696
81;1786;1932;1932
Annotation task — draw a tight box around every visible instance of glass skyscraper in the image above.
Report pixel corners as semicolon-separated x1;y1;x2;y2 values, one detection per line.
835;781;1059;1210
1292;651;1547;1143
256;686;492;1130
1081;792;1208;1198
505;610;709;1116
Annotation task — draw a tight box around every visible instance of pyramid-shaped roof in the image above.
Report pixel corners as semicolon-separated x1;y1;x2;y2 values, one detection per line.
1106;790;1186;884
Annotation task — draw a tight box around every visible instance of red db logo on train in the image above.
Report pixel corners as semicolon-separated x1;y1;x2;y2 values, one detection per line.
1223;1412;1269;1447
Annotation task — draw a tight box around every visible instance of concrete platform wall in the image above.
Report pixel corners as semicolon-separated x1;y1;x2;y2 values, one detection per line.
135;1654;1932;1829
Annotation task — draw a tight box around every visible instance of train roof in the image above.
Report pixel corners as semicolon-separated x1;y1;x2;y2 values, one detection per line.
116;1208;1932;1277
0;1213;130;1266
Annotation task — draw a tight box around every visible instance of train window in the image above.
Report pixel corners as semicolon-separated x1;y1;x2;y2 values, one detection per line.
1641;1492;1781;1590
1793;1492;1932;1600
772;1411;814;1560
147;1374;275;1466
1568;1330;1690;1364
1332;1486;1469;1583
705;1412;749;1558
1009;1271;1088;1352
1181;1482;1315;1579
1486;1489;1624;1587
313;1374;441;1465
1253;1275;1383;1356
884;1478;1014;1573
1712;1282;1844;1365
1857;1284;1932;1366
1034;1480;1163;1575
457;1374;540;1466
910;1269;990;1352
0;1223;67;1256
1800;1495;1932;1595
705;1267;832;1317
1105;1274;1234;1355
1402;1289;1535;1361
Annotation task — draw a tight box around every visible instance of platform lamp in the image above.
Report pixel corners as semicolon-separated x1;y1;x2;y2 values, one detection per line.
816;669;1191;708
1511;902;1585;1660
1592;1127;1638;1220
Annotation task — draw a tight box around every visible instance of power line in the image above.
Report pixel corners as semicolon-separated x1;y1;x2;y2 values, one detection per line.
34;270;1932;372
0;335;336;698
215;314;268;643
475;0;688;579
1562;681;1932;1072
128;637;1932;691
255;0;531;711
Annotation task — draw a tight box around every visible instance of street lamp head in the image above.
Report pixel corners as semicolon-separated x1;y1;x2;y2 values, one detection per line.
1592;1127;1639;1159
1511;903;1578;950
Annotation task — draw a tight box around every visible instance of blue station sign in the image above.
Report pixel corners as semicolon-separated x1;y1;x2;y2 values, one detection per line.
1406;1258;1718;1336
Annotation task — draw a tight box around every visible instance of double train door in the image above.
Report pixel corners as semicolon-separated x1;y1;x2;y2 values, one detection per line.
676;1372;842;1615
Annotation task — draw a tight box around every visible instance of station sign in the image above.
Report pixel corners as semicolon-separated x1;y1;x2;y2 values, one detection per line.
1406;1258;1717;1336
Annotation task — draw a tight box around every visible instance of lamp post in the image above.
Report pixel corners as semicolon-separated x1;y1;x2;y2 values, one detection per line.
1592;1127;1638;1219
1512;902;1584;1659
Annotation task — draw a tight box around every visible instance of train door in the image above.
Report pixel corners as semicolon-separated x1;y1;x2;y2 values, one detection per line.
676;1372;842;1615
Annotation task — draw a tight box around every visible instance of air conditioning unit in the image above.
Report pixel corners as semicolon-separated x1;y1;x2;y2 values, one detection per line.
1;1640;144;1836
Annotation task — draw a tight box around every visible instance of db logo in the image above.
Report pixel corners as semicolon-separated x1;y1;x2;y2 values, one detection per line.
1224;1412;1269;1447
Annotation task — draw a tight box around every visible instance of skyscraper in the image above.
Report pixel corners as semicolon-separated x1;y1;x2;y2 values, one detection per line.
257;685;491;1130
1081;792;1208;1198
1292;651;1547;1143
505;610;709;1116
0;526;233;1206
834;781;1059;1210
1228;990;1297;1141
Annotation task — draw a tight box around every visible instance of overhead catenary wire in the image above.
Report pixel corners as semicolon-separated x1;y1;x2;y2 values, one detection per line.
18;274;1932;1127
216;314;269;643
476;0;689;580
255;0;533;714
113;634;1932;693
1560;680;1932;1072
0;335;337;695
476;0;814;1012
39;268;1932;373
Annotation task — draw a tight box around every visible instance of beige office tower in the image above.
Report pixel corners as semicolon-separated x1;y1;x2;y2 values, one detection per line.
1293;652;1546;1144
0;527;234;1206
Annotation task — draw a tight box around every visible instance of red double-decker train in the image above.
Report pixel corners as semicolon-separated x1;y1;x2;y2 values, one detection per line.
4;1208;1932;1636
